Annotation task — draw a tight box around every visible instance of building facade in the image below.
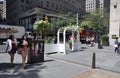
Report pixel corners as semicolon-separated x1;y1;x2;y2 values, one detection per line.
6;0;85;31
2;0;6;19
86;0;110;13
86;0;98;12
109;0;120;45
0;1;3;19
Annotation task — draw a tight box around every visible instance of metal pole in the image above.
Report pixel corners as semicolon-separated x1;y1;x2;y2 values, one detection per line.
76;13;78;27
36;14;40;21
119;21;120;36
92;52;96;69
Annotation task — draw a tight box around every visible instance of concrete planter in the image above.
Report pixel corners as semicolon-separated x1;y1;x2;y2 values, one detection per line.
44;42;81;54
27;39;44;64
102;40;109;46
73;42;81;51
45;43;65;54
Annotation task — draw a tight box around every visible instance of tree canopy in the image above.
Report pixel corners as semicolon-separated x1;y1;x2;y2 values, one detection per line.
80;9;109;48
81;9;109;36
33;20;51;39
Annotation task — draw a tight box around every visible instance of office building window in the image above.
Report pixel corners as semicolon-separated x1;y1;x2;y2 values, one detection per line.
59;6;62;10
63;7;65;11
26;0;29;4
66;8;68;12
51;3;54;7
47;1;49;7
56;4;58;10
36;3;40;7
21;0;24;2
41;1;43;7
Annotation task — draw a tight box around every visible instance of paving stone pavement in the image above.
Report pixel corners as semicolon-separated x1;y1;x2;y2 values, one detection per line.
0;53;89;78
71;69;120;78
0;44;120;78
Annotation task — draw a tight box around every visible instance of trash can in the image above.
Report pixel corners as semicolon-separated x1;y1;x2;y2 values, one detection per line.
27;39;44;64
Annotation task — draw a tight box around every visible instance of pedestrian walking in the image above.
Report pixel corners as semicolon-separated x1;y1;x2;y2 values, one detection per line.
86;37;91;46
117;37;120;54
90;37;95;47
20;35;29;69
114;37;118;53
6;35;17;68
69;36;73;49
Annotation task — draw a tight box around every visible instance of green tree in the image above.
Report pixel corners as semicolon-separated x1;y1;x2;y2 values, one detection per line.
52;13;76;33
81;9;109;48
33;20;51;39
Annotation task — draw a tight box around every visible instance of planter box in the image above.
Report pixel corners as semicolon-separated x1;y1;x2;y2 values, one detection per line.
73;42;81;51
102;40;109;46
45;43;65;54
45;44;59;53
44;42;81;54
27;39;44;64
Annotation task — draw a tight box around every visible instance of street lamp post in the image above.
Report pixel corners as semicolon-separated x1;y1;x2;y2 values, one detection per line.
76;13;79;27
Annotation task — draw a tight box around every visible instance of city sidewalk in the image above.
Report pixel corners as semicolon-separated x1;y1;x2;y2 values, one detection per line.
0;44;120;78
0;53;89;78
49;44;120;73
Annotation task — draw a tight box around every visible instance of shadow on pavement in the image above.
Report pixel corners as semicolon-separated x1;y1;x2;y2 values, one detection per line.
0;59;54;78
81;47;88;49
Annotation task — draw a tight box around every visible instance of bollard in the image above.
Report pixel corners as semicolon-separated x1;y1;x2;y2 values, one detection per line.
92;52;96;69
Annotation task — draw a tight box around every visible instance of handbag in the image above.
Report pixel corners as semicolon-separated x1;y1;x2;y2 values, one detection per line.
114;44;118;47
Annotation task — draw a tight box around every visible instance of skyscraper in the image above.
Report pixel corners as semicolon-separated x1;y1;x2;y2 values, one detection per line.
2;0;6;19
0;1;3;19
86;0;110;13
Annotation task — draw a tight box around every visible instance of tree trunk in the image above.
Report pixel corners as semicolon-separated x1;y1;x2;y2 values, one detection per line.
96;34;103;49
41;33;45;39
98;39;103;49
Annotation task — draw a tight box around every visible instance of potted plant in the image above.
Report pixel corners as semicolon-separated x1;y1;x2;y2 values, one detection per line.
33;20;51;39
101;34;109;46
27;20;51;63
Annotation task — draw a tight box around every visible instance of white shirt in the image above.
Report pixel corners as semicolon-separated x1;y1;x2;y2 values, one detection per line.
6;38;17;52
6;39;12;52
